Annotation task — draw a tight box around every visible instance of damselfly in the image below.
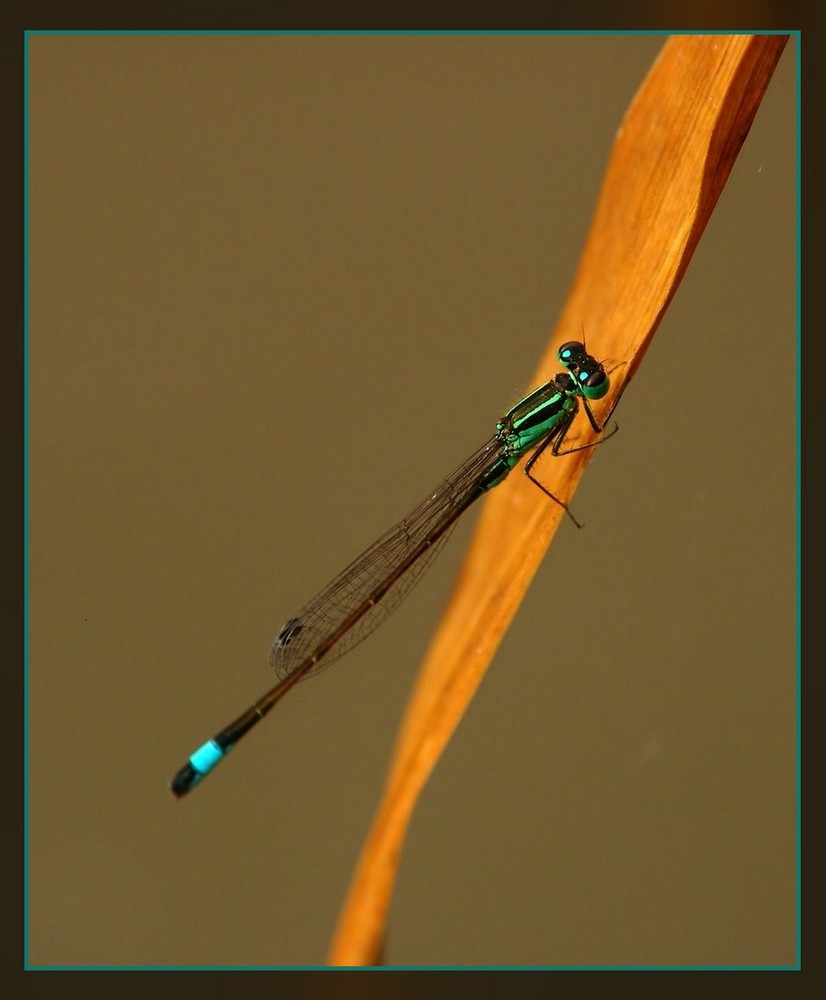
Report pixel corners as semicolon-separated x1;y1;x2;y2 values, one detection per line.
170;341;617;796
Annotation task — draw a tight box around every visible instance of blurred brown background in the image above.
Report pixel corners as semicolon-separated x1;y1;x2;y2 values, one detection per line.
27;33;796;968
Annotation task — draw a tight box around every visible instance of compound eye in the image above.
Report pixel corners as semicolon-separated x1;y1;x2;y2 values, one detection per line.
581;369;605;389
558;341;586;367
579;367;609;400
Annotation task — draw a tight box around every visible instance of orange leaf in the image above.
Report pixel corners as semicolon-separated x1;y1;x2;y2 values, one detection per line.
327;32;789;967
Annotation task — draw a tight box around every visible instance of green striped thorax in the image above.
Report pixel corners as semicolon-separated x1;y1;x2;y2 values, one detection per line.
478;341;610;493
496;373;580;463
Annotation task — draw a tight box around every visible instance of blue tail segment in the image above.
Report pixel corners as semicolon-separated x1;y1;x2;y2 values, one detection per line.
170;704;265;797
170;739;225;797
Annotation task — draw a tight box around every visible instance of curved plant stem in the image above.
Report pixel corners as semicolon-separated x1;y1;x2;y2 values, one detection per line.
327;32;789;967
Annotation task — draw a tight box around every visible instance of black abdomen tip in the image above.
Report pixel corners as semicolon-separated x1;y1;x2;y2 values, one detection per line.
169;762;200;798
